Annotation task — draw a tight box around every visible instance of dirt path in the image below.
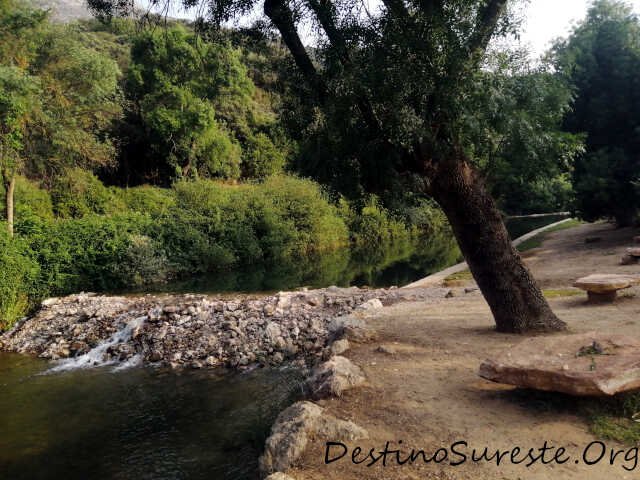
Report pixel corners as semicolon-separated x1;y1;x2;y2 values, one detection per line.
288;222;640;480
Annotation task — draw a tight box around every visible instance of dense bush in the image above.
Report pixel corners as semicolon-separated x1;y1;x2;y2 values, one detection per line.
0;226;41;329
340;197;414;256
51;168;124;218
165;176;349;271
120;185;175;216
553;1;640;225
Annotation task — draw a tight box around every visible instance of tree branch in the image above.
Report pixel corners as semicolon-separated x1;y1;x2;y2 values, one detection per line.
306;0;348;62
466;0;508;62
306;0;384;137
263;0;326;99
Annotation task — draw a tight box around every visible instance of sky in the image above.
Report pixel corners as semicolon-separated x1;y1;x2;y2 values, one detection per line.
139;0;640;57
519;0;640;57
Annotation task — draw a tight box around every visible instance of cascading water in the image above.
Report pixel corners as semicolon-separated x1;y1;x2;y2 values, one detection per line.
47;316;146;373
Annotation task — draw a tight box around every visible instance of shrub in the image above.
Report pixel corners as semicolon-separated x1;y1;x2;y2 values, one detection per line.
116;234;169;287
0;226;40;329
14;176;54;221
51;168;125;218
24;213;156;293
241;132;286;178
347;196;413;253
169;176;349;269
120;185;175;217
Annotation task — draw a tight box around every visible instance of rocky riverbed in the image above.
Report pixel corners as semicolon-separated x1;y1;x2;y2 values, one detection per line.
0;286;450;370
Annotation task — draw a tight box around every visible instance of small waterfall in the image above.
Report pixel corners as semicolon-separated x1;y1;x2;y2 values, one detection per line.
47;316;146;373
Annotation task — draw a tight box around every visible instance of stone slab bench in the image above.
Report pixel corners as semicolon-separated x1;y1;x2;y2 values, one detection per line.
573;274;640;303
479;332;640;396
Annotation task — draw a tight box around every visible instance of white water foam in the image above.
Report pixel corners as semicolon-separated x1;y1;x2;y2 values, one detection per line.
47;316;146;373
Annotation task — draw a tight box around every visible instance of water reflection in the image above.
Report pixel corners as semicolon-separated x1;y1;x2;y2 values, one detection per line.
120;232;462;295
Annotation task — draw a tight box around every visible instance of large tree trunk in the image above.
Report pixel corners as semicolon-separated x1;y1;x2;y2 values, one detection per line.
4;174;15;237
429;156;567;333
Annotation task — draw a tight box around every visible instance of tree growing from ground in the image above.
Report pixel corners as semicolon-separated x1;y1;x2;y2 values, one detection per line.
0;0;45;236
0;1;122;232
553;0;640;226
90;0;567;333
0;67;40;236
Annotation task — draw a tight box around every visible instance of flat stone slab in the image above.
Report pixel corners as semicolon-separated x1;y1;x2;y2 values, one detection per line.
627;247;640;257
479;332;640;396
573;274;640;293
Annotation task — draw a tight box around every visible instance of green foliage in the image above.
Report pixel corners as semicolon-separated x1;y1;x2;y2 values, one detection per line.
13;175;53;224
164;176;349;272
25;23;122;179
21;212;159;294
122;25;286;183
0;0;47;67
242;132;286;178
139;83;241;179
50;168;124;218
0;65;41;182
346;197;413;255
120;185;175;216
0;175;54;223
553;0;640;225
461;62;583;215
0;226;40;329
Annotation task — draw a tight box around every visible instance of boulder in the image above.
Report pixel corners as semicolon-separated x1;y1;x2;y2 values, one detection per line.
621;254;638;265
259;401;367;474
328;314;376;343
356;298;383;311
307;356;366;399
479;332;640;396
330;339;350;356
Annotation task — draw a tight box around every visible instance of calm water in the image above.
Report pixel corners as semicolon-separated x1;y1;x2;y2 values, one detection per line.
0;354;304;480
118;214;567;295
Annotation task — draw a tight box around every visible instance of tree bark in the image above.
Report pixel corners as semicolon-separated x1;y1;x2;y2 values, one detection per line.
264;0;326;99
428;156;567;333
4;174;15;237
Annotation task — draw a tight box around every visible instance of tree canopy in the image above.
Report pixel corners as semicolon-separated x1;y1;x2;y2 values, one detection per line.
553;0;640;225
120;25;287;183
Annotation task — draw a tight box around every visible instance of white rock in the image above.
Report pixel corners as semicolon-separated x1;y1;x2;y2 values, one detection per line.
356;298;383;311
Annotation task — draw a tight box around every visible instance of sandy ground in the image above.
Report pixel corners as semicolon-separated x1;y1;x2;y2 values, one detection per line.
287;221;640;480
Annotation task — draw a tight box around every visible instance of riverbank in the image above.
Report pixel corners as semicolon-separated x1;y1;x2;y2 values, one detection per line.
269;221;640;480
